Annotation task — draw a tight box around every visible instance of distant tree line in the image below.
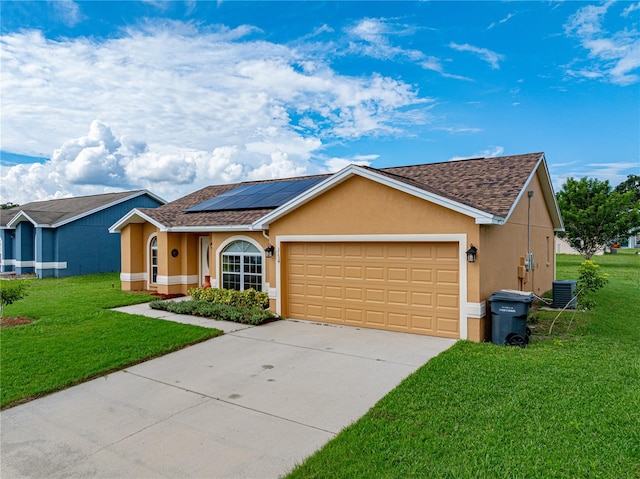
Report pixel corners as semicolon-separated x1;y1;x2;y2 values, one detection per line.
557;174;640;259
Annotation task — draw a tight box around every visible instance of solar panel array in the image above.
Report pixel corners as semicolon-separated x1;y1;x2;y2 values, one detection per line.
185;177;325;212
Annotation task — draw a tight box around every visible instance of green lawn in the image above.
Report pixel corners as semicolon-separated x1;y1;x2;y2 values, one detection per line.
287;251;640;479
0;273;222;409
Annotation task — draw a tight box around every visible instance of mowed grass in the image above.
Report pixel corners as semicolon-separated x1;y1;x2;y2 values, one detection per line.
0;273;222;409
287;251;640;479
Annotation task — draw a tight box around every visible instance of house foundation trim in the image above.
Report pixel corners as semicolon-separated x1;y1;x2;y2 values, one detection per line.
466;301;486;319
121;272;148;282
156;274;199;286
36;261;68;270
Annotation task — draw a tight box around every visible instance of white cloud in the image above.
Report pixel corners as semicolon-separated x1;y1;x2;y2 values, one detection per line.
563;1;640;85
53;0;84;27
0;22;428;202
550;161;639;191
487;12;516;30
346;18;469;80
345;18;423;62
448;146;505;162
622;2;640;17
324;154;377;172
434;127;483;133
449;43;504;70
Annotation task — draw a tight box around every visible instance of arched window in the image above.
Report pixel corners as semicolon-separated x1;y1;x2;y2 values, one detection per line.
150;236;158;284
221;240;262;291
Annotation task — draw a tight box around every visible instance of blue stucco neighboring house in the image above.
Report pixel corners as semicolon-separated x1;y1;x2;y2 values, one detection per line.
0;190;165;278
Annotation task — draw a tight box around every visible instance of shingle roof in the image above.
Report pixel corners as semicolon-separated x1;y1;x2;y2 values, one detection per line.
0;190;155;227
138;176;331;228
380;152;544;217
130;152;546;229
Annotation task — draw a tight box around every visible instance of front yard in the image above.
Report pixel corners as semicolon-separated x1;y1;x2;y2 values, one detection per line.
0;273;222;409
286;252;640;479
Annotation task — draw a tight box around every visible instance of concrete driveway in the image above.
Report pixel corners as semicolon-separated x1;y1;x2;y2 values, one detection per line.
1;318;455;479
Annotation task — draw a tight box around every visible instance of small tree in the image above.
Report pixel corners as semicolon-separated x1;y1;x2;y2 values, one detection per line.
557;177;640;259
0;281;30;316
576;260;608;310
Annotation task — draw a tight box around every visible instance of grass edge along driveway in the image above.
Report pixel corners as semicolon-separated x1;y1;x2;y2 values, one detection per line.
0;273;222;409
286;252;640;479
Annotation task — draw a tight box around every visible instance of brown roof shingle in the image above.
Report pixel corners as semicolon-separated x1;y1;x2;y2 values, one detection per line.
138;153;544;228
380;152;543;217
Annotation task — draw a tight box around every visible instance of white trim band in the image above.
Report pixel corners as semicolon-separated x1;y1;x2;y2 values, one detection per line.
15;260;36;268
466;301;486;318
121;272;148;282
36;262;68;270
156;274;199;286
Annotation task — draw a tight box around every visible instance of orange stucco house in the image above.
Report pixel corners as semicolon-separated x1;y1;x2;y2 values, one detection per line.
110;152;563;342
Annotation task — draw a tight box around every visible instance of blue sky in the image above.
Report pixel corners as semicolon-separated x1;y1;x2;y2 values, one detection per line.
1;0;639;204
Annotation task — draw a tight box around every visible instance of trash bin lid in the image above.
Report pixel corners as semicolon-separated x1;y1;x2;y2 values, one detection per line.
489;289;534;302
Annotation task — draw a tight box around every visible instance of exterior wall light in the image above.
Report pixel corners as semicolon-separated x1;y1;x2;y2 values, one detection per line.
466;245;477;263
265;245;275;258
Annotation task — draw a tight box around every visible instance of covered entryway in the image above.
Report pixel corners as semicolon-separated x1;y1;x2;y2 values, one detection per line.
283;241;460;338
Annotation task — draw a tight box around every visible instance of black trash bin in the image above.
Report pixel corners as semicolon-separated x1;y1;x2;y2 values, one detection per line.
489;290;534;346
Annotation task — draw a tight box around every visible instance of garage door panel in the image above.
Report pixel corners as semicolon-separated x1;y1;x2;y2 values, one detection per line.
325;265;342;278
411;291;432;306
411;268;433;283
388;290;408;305
436;269;458;284
364;244;385;258
305;263;323;278
285;242;459;338
388;312;408;327
345;287;363;300
325;285;342;299
365;288;385;303
345;309;363;323
437;293;458;309
365;310;385;325
345;266;363;280
365;266;385;280
388;268;408;281
387;244;409;259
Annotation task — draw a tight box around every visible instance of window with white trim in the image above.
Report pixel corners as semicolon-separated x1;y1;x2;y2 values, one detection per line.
221;240;262;291
150;236;158;284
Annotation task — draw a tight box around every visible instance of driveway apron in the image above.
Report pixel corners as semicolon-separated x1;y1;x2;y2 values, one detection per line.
1;319;455;479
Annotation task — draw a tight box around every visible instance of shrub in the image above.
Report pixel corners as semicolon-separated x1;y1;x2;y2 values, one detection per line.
188;287;269;309
576;260;609;310
149;299;276;325
0;280;30;315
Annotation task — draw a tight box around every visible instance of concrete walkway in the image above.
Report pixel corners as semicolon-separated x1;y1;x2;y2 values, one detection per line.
1;304;456;479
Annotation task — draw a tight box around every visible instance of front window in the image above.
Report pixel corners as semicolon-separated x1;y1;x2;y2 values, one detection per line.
222;240;262;291
150;236;158;284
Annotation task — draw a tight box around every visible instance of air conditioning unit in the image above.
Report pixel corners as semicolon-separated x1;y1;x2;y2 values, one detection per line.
552;280;577;309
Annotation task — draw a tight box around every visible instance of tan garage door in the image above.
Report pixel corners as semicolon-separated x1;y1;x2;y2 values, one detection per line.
285;242;460;338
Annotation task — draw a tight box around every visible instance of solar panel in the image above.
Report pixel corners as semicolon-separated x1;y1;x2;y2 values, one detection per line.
185;177;325;212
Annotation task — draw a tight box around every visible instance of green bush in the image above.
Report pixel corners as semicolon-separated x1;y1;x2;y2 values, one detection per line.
0;280;30;314
149;299;276;325
188;287;269;309
576;260;609;309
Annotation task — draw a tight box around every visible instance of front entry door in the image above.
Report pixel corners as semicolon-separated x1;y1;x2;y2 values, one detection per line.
199;236;210;287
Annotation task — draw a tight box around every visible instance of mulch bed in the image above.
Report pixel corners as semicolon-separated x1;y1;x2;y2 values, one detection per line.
0;317;35;329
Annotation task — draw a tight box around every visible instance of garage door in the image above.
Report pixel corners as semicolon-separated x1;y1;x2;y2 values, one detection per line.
285;242;460;338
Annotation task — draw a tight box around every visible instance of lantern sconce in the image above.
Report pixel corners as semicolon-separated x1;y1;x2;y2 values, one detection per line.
466;245;477;263
265;244;275;258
